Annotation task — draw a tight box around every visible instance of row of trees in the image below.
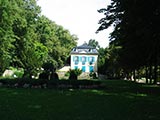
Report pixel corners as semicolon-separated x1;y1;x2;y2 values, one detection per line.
0;0;77;77
97;0;160;83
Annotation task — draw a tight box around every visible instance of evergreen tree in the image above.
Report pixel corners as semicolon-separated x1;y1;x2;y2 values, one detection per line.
97;0;160;83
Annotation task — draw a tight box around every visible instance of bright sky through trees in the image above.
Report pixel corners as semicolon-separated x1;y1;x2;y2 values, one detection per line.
37;0;112;48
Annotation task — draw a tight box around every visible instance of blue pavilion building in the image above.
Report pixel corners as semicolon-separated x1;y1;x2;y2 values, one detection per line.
70;43;98;73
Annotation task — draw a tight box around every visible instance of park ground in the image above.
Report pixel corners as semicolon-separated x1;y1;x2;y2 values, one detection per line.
0;80;160;120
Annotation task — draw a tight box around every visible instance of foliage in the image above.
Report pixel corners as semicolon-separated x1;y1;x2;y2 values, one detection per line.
97;0;160;83
36;16;77;68
9;67;24;78
86;38;122;78
0;0;78;77
0;0;19;73
39;72;50;80
87;39;100;49
89;72;98;79
50;72;59;81
97;47;108;74
42;62;55;73
67;69;82;80
0;78;101;89
86;39;108;75
13;70;24;78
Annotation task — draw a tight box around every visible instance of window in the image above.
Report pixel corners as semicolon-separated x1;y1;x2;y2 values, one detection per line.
89;66;94;72
75;61;79;65
73;56;79;65
88;56;95;65
81;56;86;65
82;66;86;72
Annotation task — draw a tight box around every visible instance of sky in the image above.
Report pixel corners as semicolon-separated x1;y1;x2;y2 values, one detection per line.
37;0;112;48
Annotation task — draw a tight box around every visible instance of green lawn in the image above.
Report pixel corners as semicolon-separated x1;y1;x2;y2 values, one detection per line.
0;80;160;120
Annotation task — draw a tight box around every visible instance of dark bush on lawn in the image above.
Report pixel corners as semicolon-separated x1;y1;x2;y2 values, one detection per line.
68;69;82;80
0;78;102;89
39;72;50;80
0;78;47;88
50;72;59;80
89;72;98;79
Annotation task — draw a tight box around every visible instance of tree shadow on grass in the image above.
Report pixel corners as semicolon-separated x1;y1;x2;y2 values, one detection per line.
101;80;160;95
80;80;160;120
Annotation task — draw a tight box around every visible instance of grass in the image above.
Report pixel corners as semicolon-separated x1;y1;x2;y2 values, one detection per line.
0;80;160;120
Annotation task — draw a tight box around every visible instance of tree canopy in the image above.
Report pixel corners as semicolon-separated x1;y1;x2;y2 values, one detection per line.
97;0;160;83
0;0;77;76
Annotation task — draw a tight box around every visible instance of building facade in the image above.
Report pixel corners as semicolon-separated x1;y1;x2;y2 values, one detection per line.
70;43;98;73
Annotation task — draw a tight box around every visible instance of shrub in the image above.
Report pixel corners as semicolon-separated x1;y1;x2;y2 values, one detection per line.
39;72;50;80
65;72;70;77
50;72;59;80
13;70;24;78
89;72;98;79
0;77;103;89
67;69;82;80
7;67;24;78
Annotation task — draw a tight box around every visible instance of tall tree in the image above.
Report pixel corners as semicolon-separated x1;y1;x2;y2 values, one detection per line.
87;39;100;49
0;0;21;74
97;0;160;82
36;16;77;69
11;0;44;77
0;0;78;77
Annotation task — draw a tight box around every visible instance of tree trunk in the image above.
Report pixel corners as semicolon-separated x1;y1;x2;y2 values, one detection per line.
133;70;136;82
153;59;158;84
153;50;158;84
149;65;152;84
145;66;149;84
